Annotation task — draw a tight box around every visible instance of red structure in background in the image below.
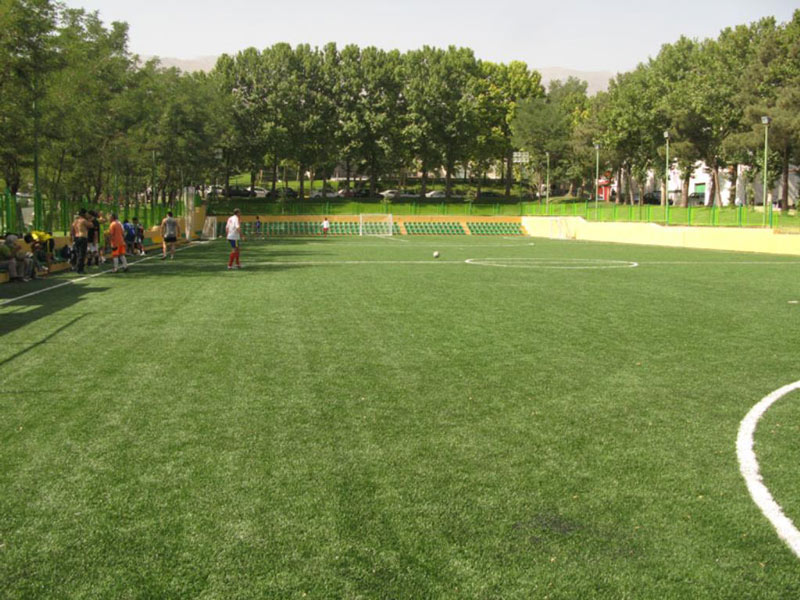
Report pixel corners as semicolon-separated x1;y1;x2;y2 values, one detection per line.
597;177;613;201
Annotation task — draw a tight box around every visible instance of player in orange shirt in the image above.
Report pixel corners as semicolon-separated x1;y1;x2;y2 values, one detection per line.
107;213;130;273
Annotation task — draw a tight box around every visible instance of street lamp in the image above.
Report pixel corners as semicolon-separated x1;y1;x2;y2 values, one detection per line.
594;143;600;219
761;116;771;227
664;130;670;225
545;151;550;213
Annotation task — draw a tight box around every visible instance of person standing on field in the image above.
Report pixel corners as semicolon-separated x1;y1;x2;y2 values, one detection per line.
132;217;145;255
107;213;129;273
226;208;242;269
322;217;330;237
71;209;91;274
160;211;181;260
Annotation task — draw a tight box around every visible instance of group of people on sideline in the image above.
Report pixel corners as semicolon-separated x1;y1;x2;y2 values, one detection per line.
1;209;183;283
68;209;148;274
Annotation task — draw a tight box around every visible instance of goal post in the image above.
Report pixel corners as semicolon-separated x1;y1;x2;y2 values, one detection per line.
359;213;393;236
201;216;217;240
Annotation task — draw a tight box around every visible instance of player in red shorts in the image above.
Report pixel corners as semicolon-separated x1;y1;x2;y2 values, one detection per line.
107;214;129;273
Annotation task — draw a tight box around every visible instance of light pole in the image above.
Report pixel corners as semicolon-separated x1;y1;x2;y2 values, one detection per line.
664;130;670;225
761;116;771;227
594;143;600;219
545;151;550;213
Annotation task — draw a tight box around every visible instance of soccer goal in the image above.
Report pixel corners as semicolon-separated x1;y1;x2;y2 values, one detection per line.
359;213;393;236
201;216;217;240
549;217;575;240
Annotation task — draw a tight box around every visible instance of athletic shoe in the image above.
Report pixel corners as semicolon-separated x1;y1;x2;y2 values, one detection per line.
227;266;234;270
160;255;166;260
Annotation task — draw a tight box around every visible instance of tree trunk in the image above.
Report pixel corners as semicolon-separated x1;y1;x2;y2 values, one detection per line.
345;159;351;192
729;165;739;206
626;167;635;205
299;164;305;201
708;170;717;208
421;166;428;199
504;148;513;198
370;154;377;197
445;154;453;199
681;176;690;208
781;146;790;211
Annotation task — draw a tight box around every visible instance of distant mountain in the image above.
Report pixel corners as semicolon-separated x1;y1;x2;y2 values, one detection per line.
140;55;219;72
143;56;615;95
538;67;615;95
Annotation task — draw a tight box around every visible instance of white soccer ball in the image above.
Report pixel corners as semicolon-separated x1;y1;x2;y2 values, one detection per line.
433;251;440;258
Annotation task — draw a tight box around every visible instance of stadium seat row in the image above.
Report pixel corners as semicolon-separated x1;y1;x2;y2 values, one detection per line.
467;222;524;235
215;221;522;236
404;222;466;235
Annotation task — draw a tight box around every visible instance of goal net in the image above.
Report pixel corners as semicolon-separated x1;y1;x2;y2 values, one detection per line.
359;213;393;236
549;217;575;240
201;216;217;240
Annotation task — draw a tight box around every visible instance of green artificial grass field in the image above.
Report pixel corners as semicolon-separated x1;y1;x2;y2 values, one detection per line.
1;235;799;599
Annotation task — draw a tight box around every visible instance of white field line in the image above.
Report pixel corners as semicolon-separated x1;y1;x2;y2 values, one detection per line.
0;242;206;307
639;260;800;266
737;380;800;559
250;260;460;266
264;241;535;248
465;258;639;270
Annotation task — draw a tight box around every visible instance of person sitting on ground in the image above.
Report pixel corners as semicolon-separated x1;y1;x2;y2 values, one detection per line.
30;230;55;269
23;233;49;277
1;235;33;282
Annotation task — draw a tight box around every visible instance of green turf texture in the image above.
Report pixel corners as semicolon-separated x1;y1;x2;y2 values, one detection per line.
1;236;799;599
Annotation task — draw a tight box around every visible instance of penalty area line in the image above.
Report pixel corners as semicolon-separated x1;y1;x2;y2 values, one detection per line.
737;380;800;559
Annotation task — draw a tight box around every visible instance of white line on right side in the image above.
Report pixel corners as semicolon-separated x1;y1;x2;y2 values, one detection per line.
737;380;800;559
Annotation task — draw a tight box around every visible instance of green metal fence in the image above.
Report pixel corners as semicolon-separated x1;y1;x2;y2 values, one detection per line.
206;198;799;230
0;190;189;237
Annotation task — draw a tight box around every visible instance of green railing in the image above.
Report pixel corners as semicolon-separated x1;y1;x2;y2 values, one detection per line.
1;191;191;237
205;198;799;230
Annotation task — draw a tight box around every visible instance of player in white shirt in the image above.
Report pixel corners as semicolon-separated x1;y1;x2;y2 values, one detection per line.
322;217;330;237
226;208;242;269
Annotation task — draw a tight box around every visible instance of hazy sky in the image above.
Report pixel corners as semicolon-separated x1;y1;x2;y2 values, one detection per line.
65;0;797;73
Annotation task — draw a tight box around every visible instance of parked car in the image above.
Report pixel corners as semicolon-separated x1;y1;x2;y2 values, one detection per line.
265;187;297;199
248;186;268;198
687;192;705;206
228;186;255;198
425;190;446;198
643;191;661;205
310;188;337;198
379;189;401;199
